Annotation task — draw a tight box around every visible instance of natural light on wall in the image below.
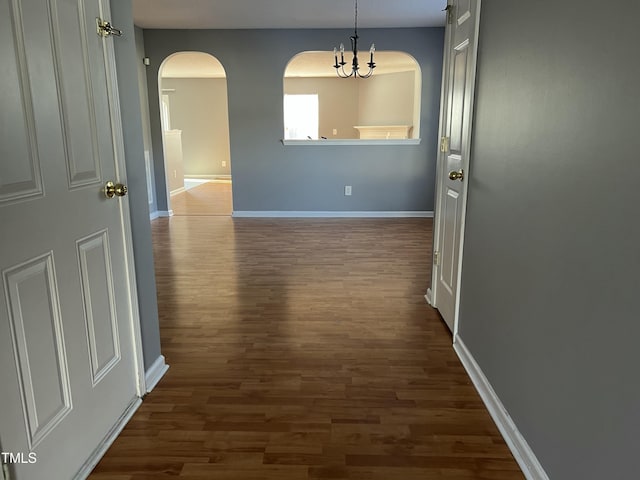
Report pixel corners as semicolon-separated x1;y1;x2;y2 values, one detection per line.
283;50;421;143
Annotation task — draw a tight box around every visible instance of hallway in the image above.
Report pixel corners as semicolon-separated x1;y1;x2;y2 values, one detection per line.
89;216;523;479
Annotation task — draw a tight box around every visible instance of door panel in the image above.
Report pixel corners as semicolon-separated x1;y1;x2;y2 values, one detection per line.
450;43;469;152
441;187;461;295
77;230;121;386
51;0;103;188
0;0;43;203
0;0;139;478
3;253;72;450
457;0;472;24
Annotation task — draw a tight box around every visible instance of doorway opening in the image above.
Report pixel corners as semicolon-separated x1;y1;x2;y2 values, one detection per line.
158;52;233;216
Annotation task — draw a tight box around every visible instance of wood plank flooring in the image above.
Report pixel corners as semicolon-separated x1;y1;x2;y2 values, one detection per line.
171;181;233;216
89;217;523;479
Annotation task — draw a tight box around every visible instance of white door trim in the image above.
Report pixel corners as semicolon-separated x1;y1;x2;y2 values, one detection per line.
430;0;483;339
100;0;146;396
144;354;170;393
157;57;181;216
72;397;143;480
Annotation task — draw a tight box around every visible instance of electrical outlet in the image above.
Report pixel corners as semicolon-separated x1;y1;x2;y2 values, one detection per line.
222;161;227;167
173;170;177;178
344;185;352;196
333;128;338;136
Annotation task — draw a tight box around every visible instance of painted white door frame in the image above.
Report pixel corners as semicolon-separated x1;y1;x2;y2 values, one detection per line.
102;1;148;398
157;81;176;215
428;0;482;338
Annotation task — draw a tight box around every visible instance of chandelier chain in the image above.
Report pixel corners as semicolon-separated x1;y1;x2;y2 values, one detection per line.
332;0;376;78
354;0;358;35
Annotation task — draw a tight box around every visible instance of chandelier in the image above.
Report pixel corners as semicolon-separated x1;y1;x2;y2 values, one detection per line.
333;0;376;78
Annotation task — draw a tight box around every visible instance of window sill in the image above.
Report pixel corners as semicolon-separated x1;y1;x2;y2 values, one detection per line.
281;139;421;146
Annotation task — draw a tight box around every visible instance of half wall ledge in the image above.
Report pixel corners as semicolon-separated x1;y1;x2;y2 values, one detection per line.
281;139;421;146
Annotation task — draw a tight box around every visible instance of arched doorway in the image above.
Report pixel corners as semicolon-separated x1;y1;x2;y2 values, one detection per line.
158;52;232;216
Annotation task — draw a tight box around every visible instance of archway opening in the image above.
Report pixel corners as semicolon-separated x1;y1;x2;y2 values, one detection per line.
283;51;422;141
158;52;233;216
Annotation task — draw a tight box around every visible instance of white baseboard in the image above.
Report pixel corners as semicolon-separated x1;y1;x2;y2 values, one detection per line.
425;288;433;306
74;397;142;479
454;338;549;480
185;174;231;180
170;187;186;196
232;211;434;218
144;355;169;393
150;210;173;220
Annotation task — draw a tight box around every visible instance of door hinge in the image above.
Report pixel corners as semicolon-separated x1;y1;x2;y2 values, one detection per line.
96;18;123;37
434;251;441;266
440;136;450;153
444;4;455;24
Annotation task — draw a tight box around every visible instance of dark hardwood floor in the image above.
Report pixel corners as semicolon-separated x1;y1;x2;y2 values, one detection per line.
89;216;523;479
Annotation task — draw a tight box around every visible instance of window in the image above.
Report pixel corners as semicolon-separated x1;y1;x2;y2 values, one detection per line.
283;94;319;140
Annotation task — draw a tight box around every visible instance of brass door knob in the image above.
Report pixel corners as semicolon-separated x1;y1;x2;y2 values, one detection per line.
105;181;128;198
448;169;464;181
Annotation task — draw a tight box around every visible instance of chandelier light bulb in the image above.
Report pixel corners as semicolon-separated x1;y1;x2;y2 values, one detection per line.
332;0;376;78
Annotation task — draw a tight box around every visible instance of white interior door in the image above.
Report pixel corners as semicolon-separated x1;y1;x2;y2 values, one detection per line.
0;1;141;478
431;0;481;333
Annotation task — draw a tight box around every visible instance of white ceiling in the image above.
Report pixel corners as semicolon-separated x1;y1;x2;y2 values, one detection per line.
160;51;419;79
285;51;418;78
133;0;447;30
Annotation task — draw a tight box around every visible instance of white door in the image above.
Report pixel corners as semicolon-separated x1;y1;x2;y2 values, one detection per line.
431;0;481;333
0;1;141;479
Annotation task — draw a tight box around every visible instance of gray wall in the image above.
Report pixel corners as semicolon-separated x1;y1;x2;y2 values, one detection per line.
143;28;444;212
161;77;231;176
111;1;162;371
359;71;416;134
458;1;640;479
